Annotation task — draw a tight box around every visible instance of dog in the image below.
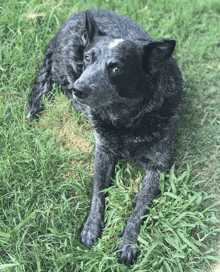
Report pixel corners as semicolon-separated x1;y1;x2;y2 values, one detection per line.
27;9;185;265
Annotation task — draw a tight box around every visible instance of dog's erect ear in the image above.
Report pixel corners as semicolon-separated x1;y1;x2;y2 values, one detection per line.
142;39;176;74
85;10;106;43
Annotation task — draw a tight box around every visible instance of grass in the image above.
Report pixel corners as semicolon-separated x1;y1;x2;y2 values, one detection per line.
0;0;220;271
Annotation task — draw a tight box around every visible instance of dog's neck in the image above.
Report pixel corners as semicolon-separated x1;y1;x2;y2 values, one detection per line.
87;100;147;129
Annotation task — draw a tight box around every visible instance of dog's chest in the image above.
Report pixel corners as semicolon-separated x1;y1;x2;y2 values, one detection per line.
89;110;159;158
94;128;150;159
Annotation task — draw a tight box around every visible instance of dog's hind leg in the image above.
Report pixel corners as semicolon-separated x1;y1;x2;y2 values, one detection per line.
27;41;54;118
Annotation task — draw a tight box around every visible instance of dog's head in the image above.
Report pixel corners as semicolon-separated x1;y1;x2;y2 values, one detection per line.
73;11;176;110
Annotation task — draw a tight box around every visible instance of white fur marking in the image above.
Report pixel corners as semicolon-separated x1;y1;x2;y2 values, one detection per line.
109;39;124;49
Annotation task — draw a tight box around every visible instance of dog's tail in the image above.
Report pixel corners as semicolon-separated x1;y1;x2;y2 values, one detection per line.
27;40;54;118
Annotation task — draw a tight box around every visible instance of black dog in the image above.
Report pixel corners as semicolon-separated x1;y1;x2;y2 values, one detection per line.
27;9;185;265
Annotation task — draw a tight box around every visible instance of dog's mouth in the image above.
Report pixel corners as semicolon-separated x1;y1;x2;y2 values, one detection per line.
73;88;86;99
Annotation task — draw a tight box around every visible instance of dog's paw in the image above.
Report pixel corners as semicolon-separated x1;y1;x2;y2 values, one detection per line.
117;239;138;266
80;216;104;249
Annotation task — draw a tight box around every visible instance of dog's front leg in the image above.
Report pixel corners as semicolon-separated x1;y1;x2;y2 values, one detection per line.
117;168;160;265
80;146;116;249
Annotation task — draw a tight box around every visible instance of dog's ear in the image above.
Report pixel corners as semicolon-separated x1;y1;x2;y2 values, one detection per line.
142;39;176;74
85;10;106;43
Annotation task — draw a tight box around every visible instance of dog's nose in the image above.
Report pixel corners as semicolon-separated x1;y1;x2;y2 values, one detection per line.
73;82;91;99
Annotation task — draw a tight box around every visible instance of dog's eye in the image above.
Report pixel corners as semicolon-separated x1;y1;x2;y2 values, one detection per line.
112;66;123;74
84;56;91;63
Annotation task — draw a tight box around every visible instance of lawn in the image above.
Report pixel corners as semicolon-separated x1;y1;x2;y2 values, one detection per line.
0;0;220;271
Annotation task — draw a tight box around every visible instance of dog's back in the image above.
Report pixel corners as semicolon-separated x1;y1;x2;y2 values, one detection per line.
63;9;153;42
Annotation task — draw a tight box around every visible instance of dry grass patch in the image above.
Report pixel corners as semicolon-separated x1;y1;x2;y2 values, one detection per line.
37;94;94;153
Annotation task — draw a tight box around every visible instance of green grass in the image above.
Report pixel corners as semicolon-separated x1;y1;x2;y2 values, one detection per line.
0;0;220;271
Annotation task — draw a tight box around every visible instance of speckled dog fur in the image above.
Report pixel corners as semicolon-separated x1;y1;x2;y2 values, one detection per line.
27;9;185;265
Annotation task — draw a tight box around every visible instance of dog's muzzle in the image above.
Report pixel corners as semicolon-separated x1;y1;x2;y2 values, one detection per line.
73;88;86;99
73;81;92;99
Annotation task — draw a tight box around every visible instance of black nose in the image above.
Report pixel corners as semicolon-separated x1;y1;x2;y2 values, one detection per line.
73;88;86;99
73;82;92;99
